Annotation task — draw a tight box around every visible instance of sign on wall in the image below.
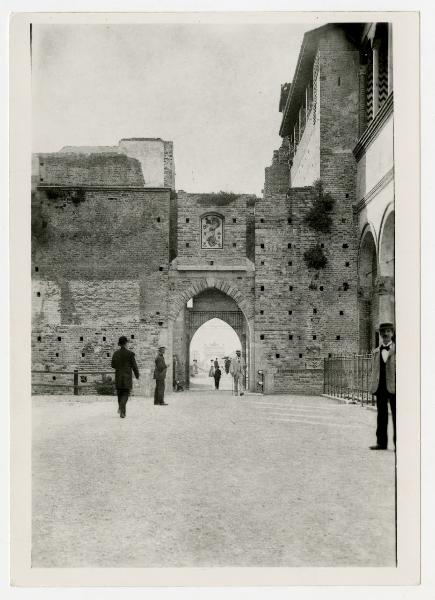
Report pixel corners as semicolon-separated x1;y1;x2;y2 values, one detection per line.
201;214;223;249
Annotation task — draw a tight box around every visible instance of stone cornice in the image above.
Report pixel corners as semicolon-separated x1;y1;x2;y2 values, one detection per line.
353;93;394;161
354;167;394;214
175;263;255;273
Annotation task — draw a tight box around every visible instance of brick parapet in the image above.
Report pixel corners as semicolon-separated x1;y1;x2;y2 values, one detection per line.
163;141;175;189
34;153;145;188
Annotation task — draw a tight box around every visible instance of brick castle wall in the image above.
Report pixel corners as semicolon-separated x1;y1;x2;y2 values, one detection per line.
32;188;169;279
31;24;367;397
32;324;162;396
168;190;257;385
254;182;358;395
32;186;171;396
175;192;256;265
258;38;360;398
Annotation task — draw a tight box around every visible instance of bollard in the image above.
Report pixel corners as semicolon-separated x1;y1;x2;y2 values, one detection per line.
256;370;264;394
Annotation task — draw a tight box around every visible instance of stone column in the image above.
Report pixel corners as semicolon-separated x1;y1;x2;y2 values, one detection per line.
241;332;247;389
297;109;301;142
184;310;191;389
376;275;395;325
358;285;378;353
372;38;380;117
388;23;394;94
248;325;255;393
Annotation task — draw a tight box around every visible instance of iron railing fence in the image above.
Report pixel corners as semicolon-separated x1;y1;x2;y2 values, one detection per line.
323;354;375;406
32;369;115;395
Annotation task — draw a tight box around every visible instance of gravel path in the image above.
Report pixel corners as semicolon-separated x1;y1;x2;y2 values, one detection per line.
32;391;396;567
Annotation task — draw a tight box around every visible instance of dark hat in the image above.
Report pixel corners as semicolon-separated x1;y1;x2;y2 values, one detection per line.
379;322;395;332
158;345;166;350
118;335;128;346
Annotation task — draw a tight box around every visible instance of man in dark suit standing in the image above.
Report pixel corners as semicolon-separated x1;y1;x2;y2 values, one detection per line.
369;322;396;450
154;346;168;406
111;335;140;418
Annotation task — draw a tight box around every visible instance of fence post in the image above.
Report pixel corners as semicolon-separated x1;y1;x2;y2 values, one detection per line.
365;357;369;406
73;369;79;396
334;356;337;397
339;356;343;399
353;354;357;403
323;358;326;394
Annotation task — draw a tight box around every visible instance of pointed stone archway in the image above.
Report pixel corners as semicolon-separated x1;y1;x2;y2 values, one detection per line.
378;207;395;326
185;309;247;390
358;225;378;352
168;277;254;322
169;280;255;392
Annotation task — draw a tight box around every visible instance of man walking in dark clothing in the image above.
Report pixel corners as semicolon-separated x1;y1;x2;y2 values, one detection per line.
111;335;140;418
213;364;222;390
154;346;168;405
369;322;396;450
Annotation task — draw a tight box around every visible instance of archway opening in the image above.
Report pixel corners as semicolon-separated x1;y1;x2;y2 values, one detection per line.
358;230;377;352
189;318;240;391
378;210;395;325
170;285;253;392
379;211;394;277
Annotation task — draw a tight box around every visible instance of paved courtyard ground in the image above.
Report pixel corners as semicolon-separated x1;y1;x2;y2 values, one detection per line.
189;370;233;391
32;389;396;567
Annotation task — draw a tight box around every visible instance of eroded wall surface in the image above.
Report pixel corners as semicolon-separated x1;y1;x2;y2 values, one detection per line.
32;184;171;396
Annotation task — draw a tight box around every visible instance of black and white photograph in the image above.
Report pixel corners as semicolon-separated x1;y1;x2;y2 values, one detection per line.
8;9;421;588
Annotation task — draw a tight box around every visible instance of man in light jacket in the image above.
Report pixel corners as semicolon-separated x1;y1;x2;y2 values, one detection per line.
369;322;396;450
230;349;245;396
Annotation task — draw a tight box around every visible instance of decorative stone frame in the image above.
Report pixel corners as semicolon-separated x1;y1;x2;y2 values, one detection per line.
200;212;224;250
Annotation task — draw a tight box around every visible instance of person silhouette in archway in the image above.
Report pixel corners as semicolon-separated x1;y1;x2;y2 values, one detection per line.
208;360;215;378
213;362;222;390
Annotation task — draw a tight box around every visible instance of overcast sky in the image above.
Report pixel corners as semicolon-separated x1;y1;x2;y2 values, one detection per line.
32;23;315;195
